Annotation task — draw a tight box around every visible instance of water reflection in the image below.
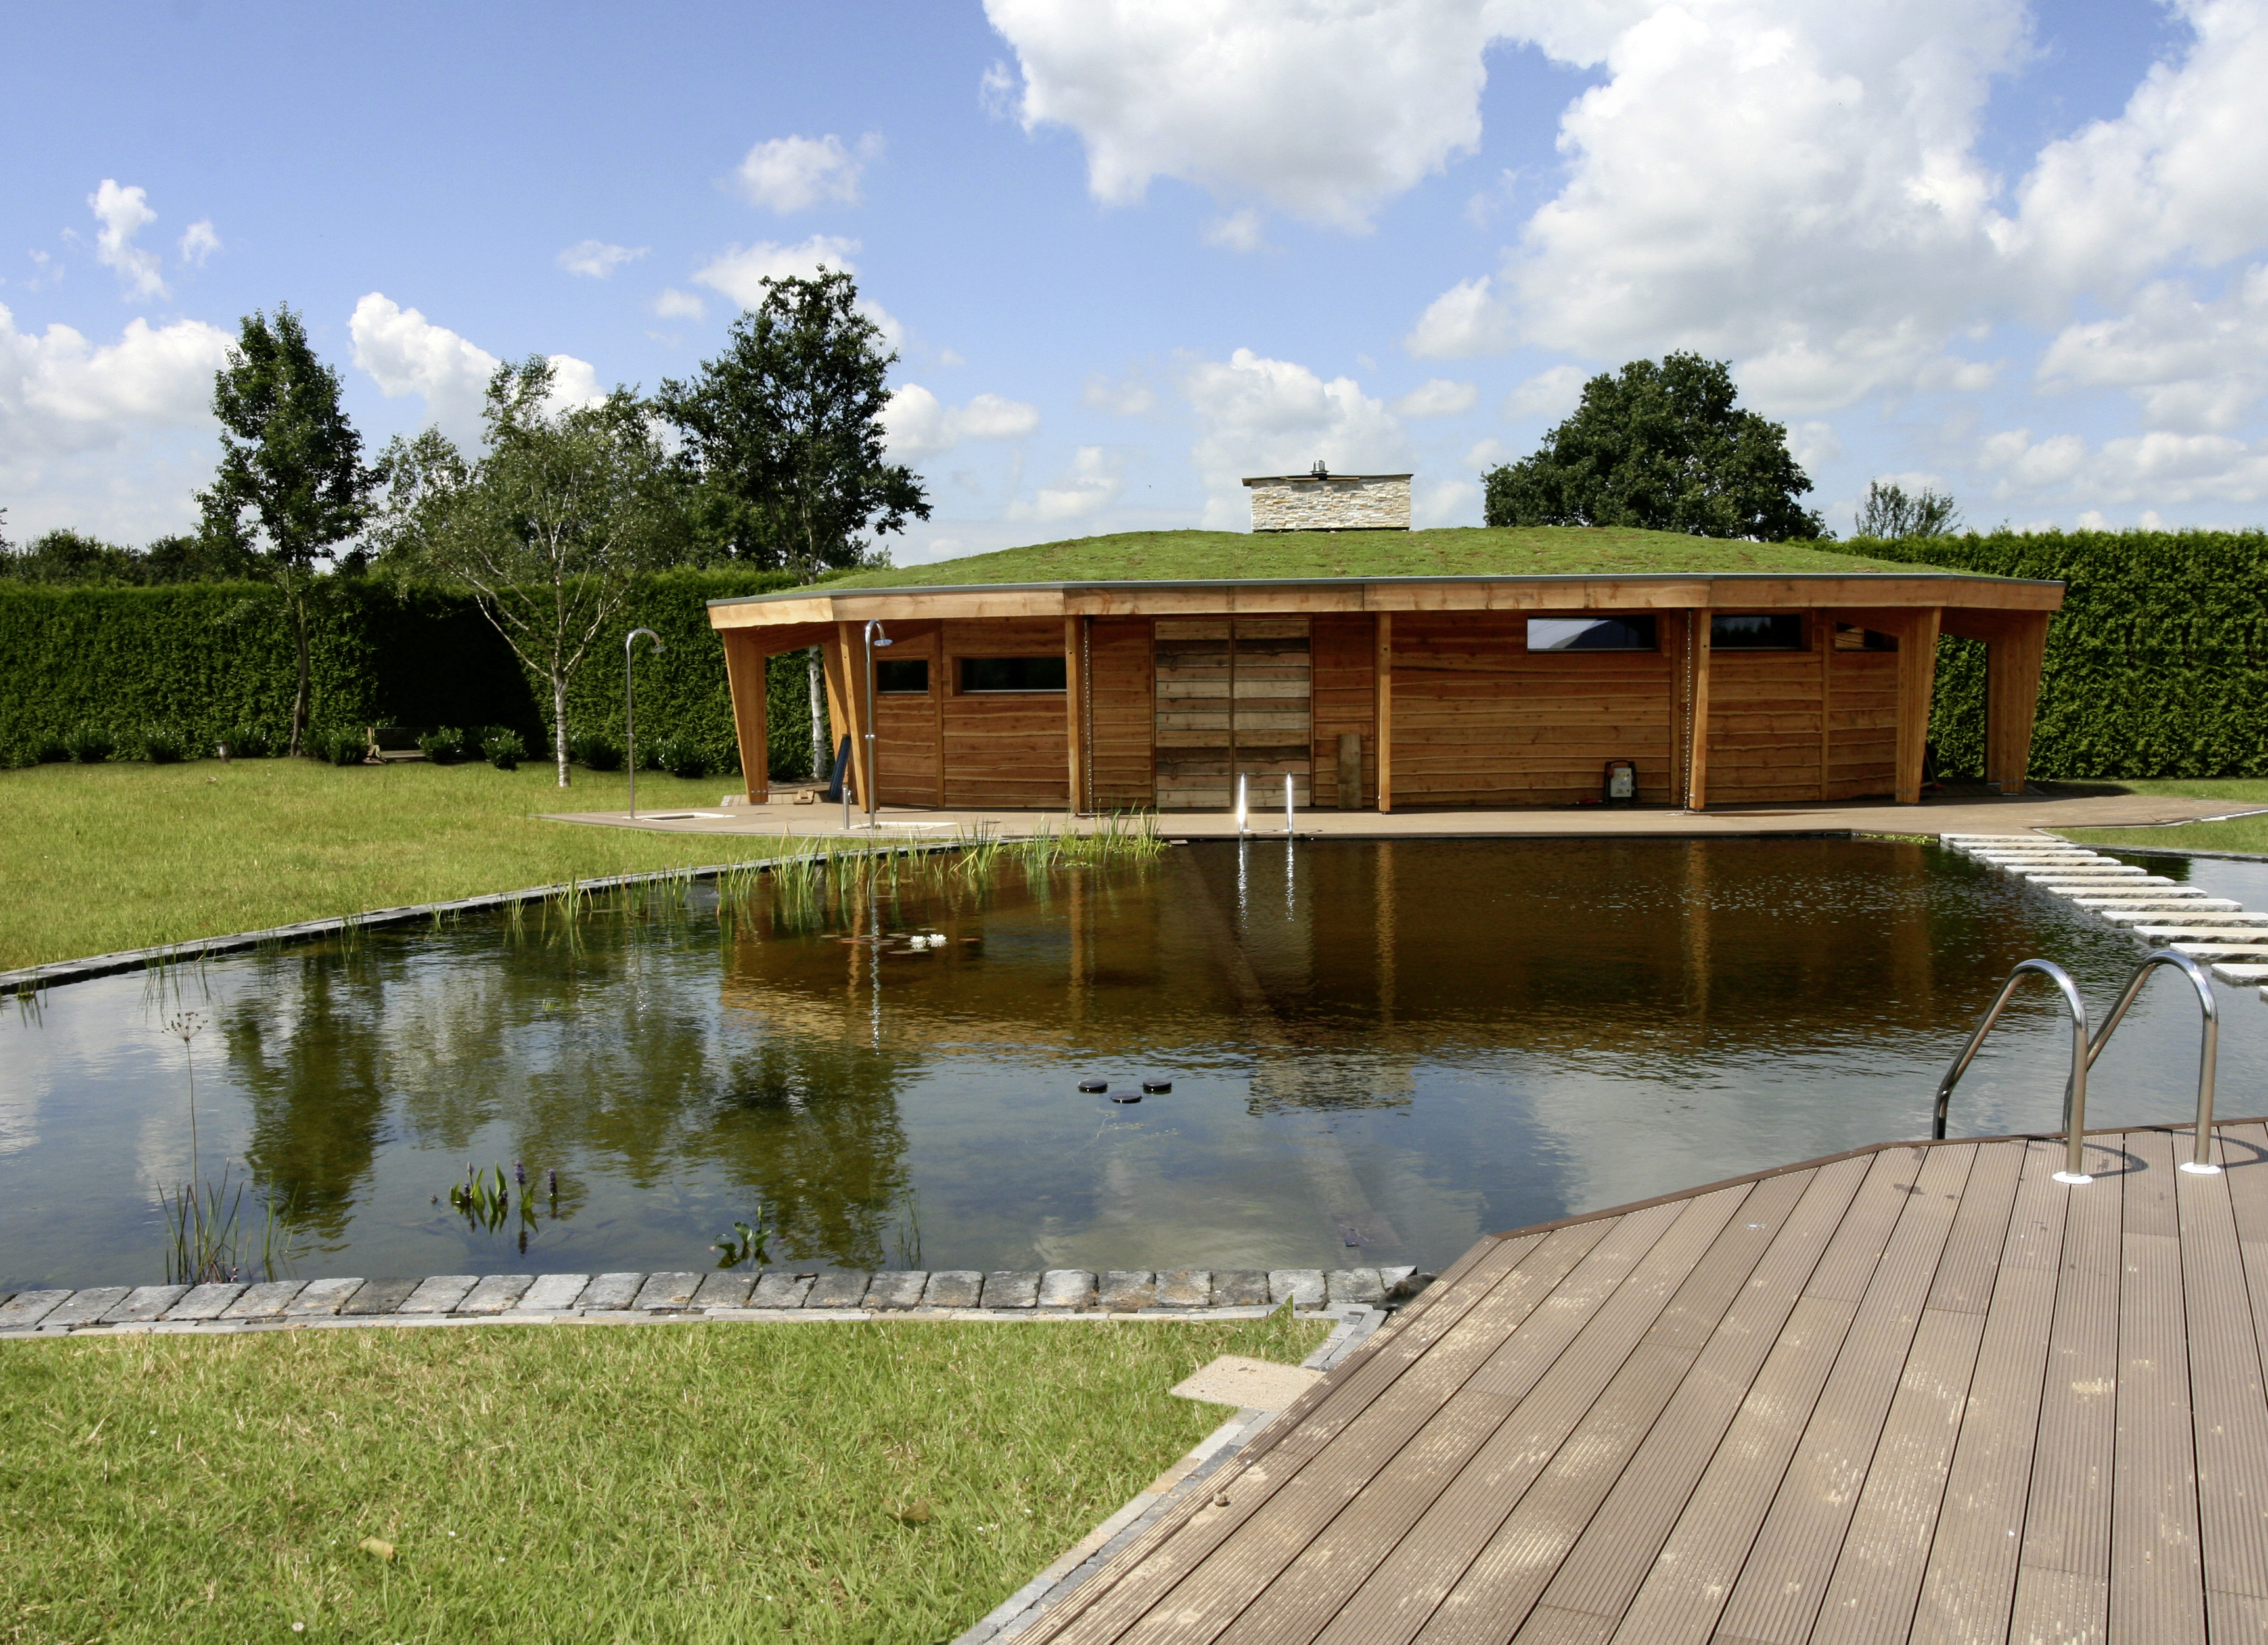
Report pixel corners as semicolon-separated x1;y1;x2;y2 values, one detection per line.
1;838;2255;1290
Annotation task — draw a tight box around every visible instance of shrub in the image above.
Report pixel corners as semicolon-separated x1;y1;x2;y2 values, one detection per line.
140;728;189;764
652;735;707;779
322;729;368;767
418;726;468;764
32;733;70;763
570;732;623;771
64;728;113;764
480;727;526;771
221;727;271;759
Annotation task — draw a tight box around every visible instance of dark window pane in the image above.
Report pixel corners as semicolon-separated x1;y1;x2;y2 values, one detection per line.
1526;616;1658;652
874;658;929;694
958;655;1067;693
1834;623;1899;652
1711;613;1807;650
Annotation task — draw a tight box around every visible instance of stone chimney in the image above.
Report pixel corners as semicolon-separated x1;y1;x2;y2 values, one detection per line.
1242;462;1413;531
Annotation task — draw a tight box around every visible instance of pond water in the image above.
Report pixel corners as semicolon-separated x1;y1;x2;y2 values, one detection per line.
3;838;2258;1290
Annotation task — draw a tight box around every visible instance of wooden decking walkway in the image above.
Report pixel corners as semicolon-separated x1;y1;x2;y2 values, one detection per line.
1017;1122;2268;1645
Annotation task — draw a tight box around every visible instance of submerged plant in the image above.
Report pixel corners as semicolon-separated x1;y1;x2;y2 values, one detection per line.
158;1012;300;1284
712;1208;770;1269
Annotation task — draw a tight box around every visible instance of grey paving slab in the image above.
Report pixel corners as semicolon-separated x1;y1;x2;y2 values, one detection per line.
1378;1265;1423;1299
340;1277;420;1316
399;1274;478;1315
288;1277;363;1315
1269;1269;1326;1307
864;1271;928;1310
0;1290;73;1329
164;1282;248;1321
1098;1271;1158;1311
456;1274;534;1315
922;1271;983;1308
41;1288;130;1328
102;1285;190;1324
517;1274;589;1312
805;1272;873;1309
2173;943;2268;958
1212;1269;1270;1307
1154;1269;1213;1309
981;1271;1042;1309
576;1273;645;1311
691;1273;755;1310
1039;1270;1099;1310
2213;964;2268;984
2070;892;2229;906
1327;1267;1385;1306
752;1271;818;1308
632;1272;704;1311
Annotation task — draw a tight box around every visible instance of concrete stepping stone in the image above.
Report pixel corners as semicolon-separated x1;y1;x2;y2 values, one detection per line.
286;1277;361;1315
516;1274;589;1312
864;1271;928;1310
1269;1269;1325;1307
2217;964;2268;984
1169;1354;1324;1410
0;1290;73;1329
576;1273;646;1311
2171;943;2268;959
2100;911;2268;926
752;1271;818;1308
399;1275;478;1315
691;1273;755;1309
1154;1269;1213;1309
164;1282;248;1321
42;1288;130;1328
1212;1270;1269;1307
805;1273;873;1309
1037;1271;1097;1310
456;1274;533;1315
342;1278;421;1316
2135;924;2268;940
102;1285;189;1324
1097;1271;1156;1311
980;1271;1041;1309
1327;1269;1385;1306
631;1272;703;1311
2071;893;2233;908
921;1271;983;1308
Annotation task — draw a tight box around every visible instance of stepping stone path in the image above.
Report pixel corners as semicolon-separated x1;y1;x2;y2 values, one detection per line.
0;1266;1430;1338
1944;834;2268;993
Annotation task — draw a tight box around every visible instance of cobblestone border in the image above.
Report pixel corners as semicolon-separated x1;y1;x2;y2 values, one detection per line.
0;1265;1432;1340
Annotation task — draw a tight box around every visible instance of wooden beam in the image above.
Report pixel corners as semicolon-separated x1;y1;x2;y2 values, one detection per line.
1064;615;1088;815
823;623;862;811
1894;607;1943;804
1687;608;1712;810
1985;610;2051;794
1374;612;1394;813
1814;610;1832;802
721;630;769;804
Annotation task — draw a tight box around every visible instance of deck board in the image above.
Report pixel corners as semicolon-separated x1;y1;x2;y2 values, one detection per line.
1015;1125;2268;1645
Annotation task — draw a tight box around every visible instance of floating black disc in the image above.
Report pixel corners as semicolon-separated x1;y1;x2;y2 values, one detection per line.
1078;1078;1108;1093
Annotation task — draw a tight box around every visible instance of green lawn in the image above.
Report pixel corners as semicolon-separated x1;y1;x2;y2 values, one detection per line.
2050;778;2268;854
0;1311;1328;1644
800;525;1942;592
0;758;807;973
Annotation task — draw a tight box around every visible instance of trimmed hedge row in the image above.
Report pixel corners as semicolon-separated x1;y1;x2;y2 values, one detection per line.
0;570;819;780
1861;529;2268;780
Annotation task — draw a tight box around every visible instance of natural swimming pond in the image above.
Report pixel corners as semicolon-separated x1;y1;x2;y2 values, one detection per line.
3;838;2257;1290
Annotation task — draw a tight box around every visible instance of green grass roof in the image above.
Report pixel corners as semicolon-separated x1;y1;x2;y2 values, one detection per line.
811;527;1963;591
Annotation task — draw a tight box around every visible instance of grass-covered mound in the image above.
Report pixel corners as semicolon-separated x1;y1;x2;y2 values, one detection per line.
812;526;1962;591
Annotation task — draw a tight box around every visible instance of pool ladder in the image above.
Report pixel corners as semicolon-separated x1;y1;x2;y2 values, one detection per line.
1933;949;2221;1183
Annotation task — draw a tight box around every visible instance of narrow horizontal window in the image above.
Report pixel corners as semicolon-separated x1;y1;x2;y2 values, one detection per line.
1527;616;1658;652
874;658;930;694
1711;613;1807;650
958;656;1066;693
1833;623;1898;652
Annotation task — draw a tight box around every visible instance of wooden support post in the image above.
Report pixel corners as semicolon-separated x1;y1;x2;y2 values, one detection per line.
1374;612;1394;813
1894;607;1943;804
1985;610;2050;795
1814;611;1832;802
1064;615;1087;815
1687;608;1712;811
721;631;769;803
823;623;862;810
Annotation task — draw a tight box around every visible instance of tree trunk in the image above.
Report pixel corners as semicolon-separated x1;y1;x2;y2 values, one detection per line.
288;593;311;759
553;673;571;787
807;648;826;780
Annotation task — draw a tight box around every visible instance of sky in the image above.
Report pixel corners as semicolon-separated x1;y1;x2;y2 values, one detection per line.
3;0;2265;565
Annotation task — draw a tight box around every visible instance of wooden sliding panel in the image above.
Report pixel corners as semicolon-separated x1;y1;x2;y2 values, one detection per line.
1233;618;1311;807
1154;618;1233;810
1826;627;1899;800
721;628;770;803
1895;606;1943;803
1986;610;2051;794
1705;643;1828;806
1064;616;1088;814
1376;613;1394;813
822;624;861;809
1687;609;1712;811
1310;613;1376;809
1087;617;1156;810
871;623;941;808
940;617;1070;809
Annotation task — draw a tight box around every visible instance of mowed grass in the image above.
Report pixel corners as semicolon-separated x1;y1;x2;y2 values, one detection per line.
2051;777;2268;855
1;1311;1329;1644
0;758;811;972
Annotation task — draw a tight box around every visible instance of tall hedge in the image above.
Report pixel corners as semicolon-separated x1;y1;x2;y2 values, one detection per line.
1861;529;2268;779
0;569;819;778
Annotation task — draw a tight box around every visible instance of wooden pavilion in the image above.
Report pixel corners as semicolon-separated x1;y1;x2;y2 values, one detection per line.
706;529;2062;814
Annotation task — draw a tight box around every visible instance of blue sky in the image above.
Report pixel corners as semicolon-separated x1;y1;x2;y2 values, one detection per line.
3;0;2265;563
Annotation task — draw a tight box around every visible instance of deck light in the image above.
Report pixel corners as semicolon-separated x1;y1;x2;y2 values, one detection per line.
624;628;664;821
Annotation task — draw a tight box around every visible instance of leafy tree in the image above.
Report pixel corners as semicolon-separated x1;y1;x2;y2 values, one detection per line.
0;529;146;584
373;357;684;787
198;305;375;754
1484;353;1825;541
1854;478;1960;539
656;269;928;774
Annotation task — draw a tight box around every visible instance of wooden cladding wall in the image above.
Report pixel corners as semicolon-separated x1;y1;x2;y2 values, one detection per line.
871;624;941;807
1702;644;1823;807
1152;618;1313;809
1234;618;1313;805
1392;613;1679;805
1310;614;1376;809
1087;618;1156;809
1826;648;1898;800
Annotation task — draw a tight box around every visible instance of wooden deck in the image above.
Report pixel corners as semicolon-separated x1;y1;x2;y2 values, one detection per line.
1018;1122;2268;1645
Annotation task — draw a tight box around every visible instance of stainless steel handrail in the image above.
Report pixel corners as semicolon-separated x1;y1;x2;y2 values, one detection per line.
2084;949;2221;1175
1933;959;2095;1183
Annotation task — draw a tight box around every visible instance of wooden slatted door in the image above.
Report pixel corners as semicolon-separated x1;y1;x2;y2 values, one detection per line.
1233;618;1312;805
1154;619;1232;809
1152;618;1313;809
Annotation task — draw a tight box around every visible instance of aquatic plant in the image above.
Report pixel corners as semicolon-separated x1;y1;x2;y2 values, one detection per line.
447;1163;532;1234
711;1209;770;1269
157;1012;300;1284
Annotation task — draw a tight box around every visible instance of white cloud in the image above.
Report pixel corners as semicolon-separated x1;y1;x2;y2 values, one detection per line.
733;133;881;212
1391;378;1478;418
1974;424;2268;507
1502;365;1587;423
89;179;165;299
651;287;707;321
984;0;1498;230
0;302;230;452
1204;210;1267;253
2037;263;2268;433
1413;476;1478;526
1179;347;1413;528
348;293;599;439
692;235;859;307
1788;419;1842;472
177;219;220;268
882;384;1041;459
1007;445;1123;522
556;240;647;279
1082;369;1156;416
1405;276;1513;359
